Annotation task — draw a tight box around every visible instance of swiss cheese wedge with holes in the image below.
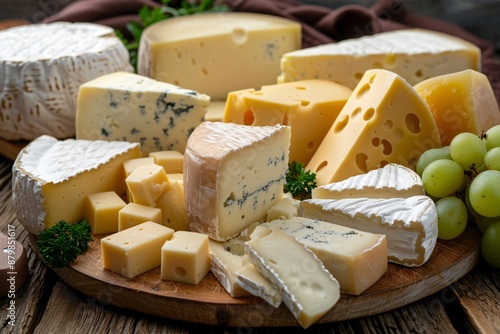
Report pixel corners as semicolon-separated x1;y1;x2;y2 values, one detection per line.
306;69;441;186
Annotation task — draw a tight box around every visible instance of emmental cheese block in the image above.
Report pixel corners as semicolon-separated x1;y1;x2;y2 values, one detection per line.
414;69;500;146
300;196;438;267
312;163;424;199
223;80;352;165
306;69;441;185
0;22;133;141
245;226;340;329
184;122;291;241
278;29;480;90
12;136;142;235
76;72;209;155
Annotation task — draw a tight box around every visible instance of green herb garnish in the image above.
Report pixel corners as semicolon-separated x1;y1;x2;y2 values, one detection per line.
284;161;317;200
116;0;231;71
37;219;92;268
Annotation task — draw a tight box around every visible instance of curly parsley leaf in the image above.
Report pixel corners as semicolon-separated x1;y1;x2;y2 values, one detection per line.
284;161;317;200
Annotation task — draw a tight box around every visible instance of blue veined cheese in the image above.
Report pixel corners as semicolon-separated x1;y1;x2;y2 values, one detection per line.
75;72;210;155
184;122;291;241
300;196;438;267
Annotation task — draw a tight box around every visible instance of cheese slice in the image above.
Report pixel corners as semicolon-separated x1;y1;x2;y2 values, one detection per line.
235;261;283;308
312;163;424;199
76;71;209;155
223;80;352;165
184;122;291;241
262;217;387;295
414;69;500;146
0;22;133;141
306;69;441;185
300;196;438;267
245;226;340;329
279;29;480;89
12;135;142;235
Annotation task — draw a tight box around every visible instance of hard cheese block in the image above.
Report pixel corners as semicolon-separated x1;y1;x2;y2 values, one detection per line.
155;173;190;231
223;80;352;165
300;196;438;267
306;69;441;185
76;71;209;155
414;69;500;146
279;29;480;90
12;135;141;235
184;122;291;241
312;163;424;199
0;22;133;141
262;217;387;295
245;226;340;329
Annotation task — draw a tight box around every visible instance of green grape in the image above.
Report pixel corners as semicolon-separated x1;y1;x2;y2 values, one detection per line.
484;124;500;150
476;216;500;234
416;146;451;176
422;159;465;198
436;196;468;240
449;132;486;171
484;147;500;171
481;221;500;268
469;170;500;217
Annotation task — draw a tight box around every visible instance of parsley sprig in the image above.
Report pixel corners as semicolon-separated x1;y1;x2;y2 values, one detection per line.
37;220;92;268
285;161;317;200
115;0;231;71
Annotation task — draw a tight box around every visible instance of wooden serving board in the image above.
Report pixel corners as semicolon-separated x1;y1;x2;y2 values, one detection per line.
30;224;481;327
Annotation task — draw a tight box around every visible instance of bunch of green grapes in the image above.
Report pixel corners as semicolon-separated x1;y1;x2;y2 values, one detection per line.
416;124;500;269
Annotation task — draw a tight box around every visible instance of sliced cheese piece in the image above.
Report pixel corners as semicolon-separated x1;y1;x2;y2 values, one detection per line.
235;261;283;308
306;69;441;186
0;22;133;141
262;217;387;295
245;226;340;329
414;69;500;146
300;196;438;267
223;79;352;165
312;163;424;199
12;135;142;235
155;173;190;231
184;122;291;241
279;29;480;89
76;71;209;155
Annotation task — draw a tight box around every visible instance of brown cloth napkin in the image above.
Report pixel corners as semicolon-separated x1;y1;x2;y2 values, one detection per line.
43;0;500;105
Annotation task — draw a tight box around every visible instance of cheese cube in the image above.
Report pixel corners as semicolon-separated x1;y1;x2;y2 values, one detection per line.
223;80;352;165
123;157;155;177
306;69;441;185
118;203;162;231
414;69;500;146
126;164;169;206
161;231;210;285
155;173;189;231
84;191;127;235
149;151;184;174
101;221;174;278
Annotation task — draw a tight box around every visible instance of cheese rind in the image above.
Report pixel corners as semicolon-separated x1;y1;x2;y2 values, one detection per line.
300;196;438;267
184;122;291;241
235;261;283;308
279;29;480;89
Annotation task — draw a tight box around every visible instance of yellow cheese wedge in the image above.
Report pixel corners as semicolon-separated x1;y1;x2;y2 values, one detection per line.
306;69;441;185
414;69;500;146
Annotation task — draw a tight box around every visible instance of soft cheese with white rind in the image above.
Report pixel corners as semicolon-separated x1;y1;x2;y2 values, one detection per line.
279;29;480;89
245;226;340;329
0;22;133;141
184;122;291;241
12;135;141;235
235;261;283;308
300;196;438;267
312;163;424;199
76;72;209;155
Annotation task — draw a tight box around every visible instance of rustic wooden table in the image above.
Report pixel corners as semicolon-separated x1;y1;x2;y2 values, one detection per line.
0;153;499;334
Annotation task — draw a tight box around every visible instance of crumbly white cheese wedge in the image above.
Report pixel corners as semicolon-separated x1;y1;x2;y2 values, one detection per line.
262;217;387;295
12;135;141;235
76;71;209;155
312;163;424;199
0;22;133;141
279;29;480;89
184;122;291;241
266;192;301;221
245;226;340;329
300;196;438;267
